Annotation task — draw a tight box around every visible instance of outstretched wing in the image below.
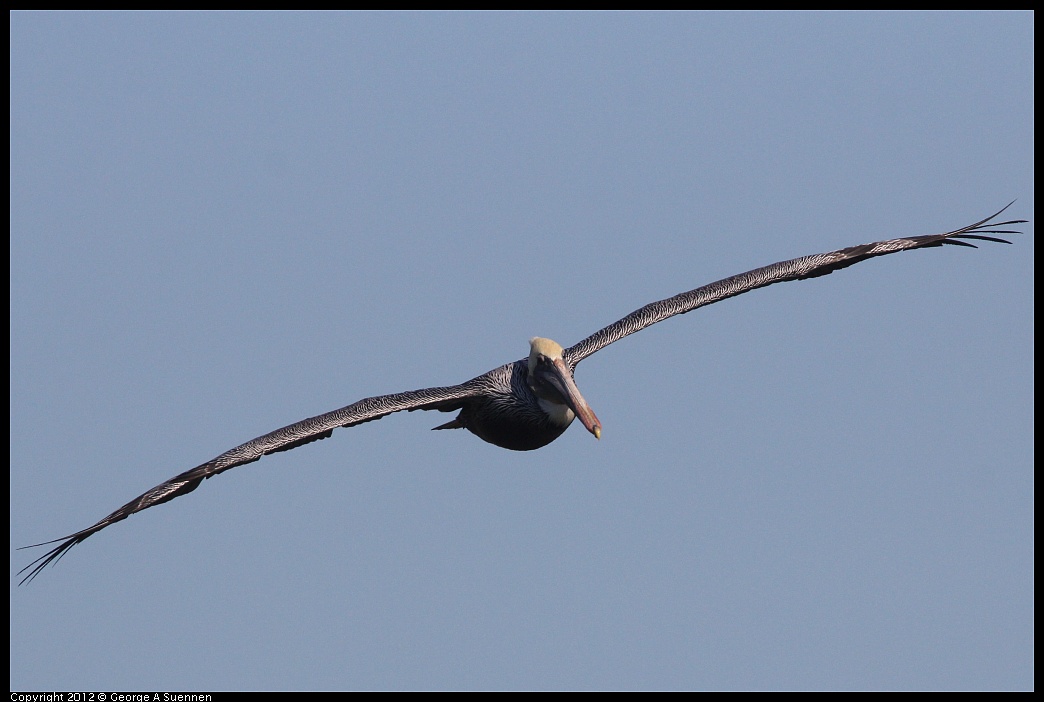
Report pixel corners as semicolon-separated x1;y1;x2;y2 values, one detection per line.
18;381;481;584
564;204;1026;368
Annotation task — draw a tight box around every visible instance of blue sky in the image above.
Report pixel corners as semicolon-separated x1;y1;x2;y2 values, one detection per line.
10;12;1033;691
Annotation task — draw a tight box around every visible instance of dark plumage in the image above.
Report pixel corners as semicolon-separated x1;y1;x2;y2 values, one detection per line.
18;204;1025;584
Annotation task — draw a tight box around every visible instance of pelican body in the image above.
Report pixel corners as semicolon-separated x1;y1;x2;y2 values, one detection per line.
428;337;601;451
18;206;1025;584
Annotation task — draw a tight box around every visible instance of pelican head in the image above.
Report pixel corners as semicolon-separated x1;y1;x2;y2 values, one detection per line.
527;337;602;439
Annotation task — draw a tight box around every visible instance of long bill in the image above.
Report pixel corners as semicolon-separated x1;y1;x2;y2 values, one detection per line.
545;357;603;439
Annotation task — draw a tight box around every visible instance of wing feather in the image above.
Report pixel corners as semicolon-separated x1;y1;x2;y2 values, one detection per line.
564;204;1026;368
18;381;480;584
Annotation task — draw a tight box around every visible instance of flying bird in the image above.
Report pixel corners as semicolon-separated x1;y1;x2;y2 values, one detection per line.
18;205;1026;584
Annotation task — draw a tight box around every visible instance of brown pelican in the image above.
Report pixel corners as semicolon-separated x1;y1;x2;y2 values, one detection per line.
18;205;1026;584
